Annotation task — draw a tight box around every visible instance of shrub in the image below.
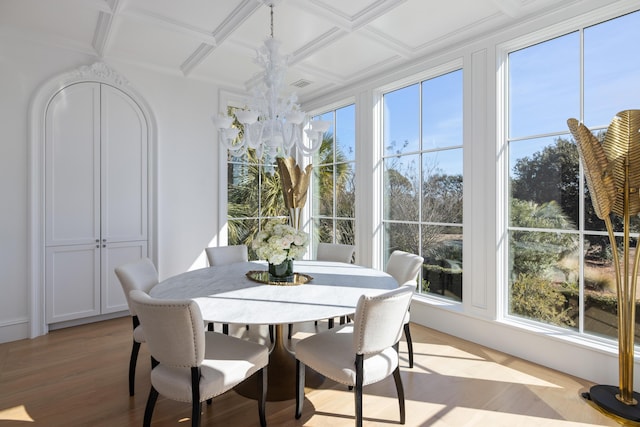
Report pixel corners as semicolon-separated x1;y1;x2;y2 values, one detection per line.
510;273;575;327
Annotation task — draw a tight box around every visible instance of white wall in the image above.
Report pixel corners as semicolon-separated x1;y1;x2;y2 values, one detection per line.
116;64;221;277
0;37;222;342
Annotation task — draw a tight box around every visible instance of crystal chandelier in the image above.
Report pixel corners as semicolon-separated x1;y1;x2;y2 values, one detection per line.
212;1;330;166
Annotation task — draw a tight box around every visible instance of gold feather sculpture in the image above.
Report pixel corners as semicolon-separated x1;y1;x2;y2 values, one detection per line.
276;156;313;230
568;110;640;419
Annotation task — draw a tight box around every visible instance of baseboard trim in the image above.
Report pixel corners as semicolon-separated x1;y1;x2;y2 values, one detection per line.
48;311;129;331
0;318;30;344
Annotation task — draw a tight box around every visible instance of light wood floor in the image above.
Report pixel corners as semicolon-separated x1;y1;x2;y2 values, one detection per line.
0;317;626;426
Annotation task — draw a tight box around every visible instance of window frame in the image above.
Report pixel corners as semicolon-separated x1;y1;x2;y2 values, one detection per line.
378;62;464;302
498;7;640;342
308;103;357;259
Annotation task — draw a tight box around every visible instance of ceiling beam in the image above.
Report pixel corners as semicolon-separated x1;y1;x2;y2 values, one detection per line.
181;0;262;77
92;0;128;57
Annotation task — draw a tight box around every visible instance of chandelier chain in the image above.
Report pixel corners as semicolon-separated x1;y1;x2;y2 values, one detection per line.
270;4;274;39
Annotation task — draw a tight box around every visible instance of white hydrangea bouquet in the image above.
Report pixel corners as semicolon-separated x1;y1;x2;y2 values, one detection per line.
252;218;309;266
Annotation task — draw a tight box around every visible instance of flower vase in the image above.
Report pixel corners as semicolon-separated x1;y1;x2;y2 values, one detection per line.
268;259;294;282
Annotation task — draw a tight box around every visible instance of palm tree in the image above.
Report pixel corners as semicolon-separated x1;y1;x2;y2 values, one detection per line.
227;152;286;256
312;133;354;244
228;131;354;253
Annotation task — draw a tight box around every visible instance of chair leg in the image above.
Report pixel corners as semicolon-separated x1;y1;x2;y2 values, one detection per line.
355;354;364;427
269;325;274;343
257;367;267;427
328;318;334;329
129;340;141;396
295;359;305;419
129;316;141;396
288;323;293;339
222;324;229;335
392;366;406;424
403;322;414;368
143;386;159;427
191;367;202;427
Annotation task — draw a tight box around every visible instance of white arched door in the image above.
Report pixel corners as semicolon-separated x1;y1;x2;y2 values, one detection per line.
30;62;155;331
45;81;149;324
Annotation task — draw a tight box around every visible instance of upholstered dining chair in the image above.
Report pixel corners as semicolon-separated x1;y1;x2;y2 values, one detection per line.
307;242;357;334
294;286;413;427
114;257;159;396
129;290;269;427
205;245;250;336
385;250;423;368
205;244;248;266
316;242;355;263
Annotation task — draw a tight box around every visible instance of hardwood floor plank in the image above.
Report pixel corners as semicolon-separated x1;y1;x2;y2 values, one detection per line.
0;317;620;426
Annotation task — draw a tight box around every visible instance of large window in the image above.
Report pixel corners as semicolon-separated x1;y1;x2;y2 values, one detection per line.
382;70;463;301
507;10;640;339
311;104;356;255
226;108;287;259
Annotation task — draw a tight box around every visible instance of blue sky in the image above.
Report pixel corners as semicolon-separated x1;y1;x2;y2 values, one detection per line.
507;10;640;172
383;70;463;176
510;9;640;138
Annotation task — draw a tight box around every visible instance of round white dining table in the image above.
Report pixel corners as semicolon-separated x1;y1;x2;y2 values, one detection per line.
150;260;397;324
149;260;398;401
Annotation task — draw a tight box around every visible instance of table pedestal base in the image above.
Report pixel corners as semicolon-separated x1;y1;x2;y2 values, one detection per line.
235;324;323;401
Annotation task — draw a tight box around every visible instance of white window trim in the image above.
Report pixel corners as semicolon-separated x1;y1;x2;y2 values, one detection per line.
495;1;640;341
376;59;465;297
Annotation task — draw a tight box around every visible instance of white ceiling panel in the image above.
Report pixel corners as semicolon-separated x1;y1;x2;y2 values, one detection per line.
0;0;622;102
367;0;502;49
301;30;400;81
130;0;242;33
193;42;262;87
109;18;202;69
227;3;335;57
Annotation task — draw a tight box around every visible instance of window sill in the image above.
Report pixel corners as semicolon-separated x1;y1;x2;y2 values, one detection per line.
411;292;626;360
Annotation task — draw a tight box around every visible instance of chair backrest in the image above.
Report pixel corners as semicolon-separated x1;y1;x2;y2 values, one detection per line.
114;257;159;316
352;287;413;355
316;242;355;263
129;290;205;368
385;250;423;286
205;245;249;266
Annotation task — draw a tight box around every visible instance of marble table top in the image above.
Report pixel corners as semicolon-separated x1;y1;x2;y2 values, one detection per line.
149;260;398;325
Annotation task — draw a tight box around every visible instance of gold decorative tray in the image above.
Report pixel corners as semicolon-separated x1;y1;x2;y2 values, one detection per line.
246;270;313;286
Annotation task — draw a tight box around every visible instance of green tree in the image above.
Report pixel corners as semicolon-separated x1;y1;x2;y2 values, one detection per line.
313;133;354;244
227;151;286;256
423;173;463;223
509;199;578;328
510;199;577;277
511;137;580;225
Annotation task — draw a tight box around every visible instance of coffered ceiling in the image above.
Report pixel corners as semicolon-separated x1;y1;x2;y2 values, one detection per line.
2;0;566;102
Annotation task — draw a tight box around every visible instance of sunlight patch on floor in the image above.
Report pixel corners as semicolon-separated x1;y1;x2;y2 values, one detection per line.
417;342;561;387
430;406;611;426
0;405;34;422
